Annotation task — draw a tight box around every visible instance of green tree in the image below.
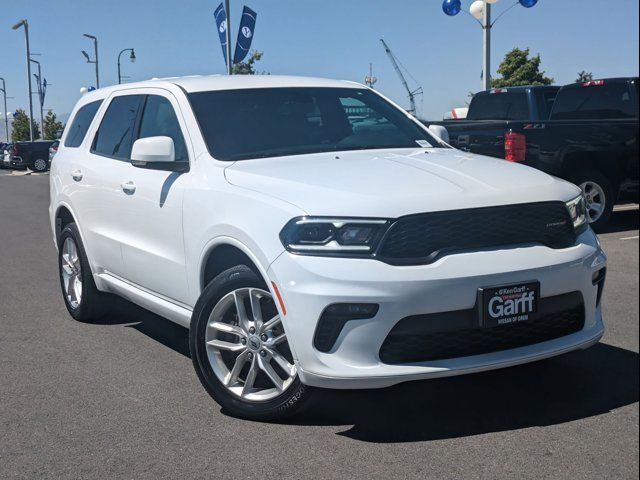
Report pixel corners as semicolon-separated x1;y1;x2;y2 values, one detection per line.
576;71;593;83
43;110;64;140
491;48;553;88
231;50;265;75
10;109;41;142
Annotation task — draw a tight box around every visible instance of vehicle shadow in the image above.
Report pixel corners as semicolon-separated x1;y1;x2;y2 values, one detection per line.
109;302;638;443
285;343;638;443
599;207;639;234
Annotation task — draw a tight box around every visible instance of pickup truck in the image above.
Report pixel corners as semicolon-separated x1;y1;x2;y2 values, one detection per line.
10;140;56;172
426;78;639;229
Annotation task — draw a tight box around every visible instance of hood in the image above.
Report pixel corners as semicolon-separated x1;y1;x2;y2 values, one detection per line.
224;148;580;218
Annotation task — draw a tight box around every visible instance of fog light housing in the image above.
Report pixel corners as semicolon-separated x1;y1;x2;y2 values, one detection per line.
313;303;379;352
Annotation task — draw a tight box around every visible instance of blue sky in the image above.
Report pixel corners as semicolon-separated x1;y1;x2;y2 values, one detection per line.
1;0;638;131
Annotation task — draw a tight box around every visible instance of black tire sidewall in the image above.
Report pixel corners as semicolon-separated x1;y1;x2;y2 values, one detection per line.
190;265;308;421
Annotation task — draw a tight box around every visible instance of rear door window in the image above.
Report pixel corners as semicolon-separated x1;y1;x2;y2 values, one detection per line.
551;83;637;120
64;100;103;148
92;95;143;159
467;92;530;120
136;95;188;162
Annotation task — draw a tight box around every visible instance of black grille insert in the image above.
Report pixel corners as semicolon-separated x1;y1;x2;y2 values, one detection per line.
379;292;585;364
376;202;576;265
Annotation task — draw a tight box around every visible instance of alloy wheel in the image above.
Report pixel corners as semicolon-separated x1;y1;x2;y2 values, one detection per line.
61;237;83;309
580;181;606;224
33;158;47;172
205;287;296;402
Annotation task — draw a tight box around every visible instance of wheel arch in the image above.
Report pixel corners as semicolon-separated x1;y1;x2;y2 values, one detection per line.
560;150;623;194
54;203;79;245
199;237;273;295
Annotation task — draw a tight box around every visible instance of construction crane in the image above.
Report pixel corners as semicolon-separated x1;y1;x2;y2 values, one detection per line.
380;38;423;115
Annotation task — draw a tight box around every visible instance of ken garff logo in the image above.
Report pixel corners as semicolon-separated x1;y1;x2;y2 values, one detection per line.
242;26;252;38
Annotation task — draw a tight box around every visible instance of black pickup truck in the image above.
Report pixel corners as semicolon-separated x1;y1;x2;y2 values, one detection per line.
10;140;56;172
427;77;639;229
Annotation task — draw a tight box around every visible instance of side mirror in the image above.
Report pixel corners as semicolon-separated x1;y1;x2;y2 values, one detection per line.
131;136;175;165
428;125;450;144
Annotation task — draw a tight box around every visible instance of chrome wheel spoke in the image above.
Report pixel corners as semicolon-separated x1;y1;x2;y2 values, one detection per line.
206;338;245;352
259;356;284;392
249;289;263;330
225;351;249;386
261;315;281;332
242;357;259;396
233;290;252;331
268;332;287;347
210;321;244;337
270;349;295;377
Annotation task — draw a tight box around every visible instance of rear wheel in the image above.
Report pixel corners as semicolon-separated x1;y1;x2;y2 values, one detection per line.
190;265;309;420
58;223;108;321
32;158;48;172
570;170;614;231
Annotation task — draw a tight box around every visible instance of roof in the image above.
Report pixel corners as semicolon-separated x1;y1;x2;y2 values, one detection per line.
80;75;366;102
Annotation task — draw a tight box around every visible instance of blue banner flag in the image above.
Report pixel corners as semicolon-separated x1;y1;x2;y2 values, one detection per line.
42;78;47;104
213;2;228;66
233;6;257;64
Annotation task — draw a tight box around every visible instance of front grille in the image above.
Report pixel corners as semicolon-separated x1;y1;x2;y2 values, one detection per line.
376;202;576;265
379;292;584;364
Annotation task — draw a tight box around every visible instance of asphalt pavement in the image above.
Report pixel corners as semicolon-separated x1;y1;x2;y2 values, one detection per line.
1;172;638;480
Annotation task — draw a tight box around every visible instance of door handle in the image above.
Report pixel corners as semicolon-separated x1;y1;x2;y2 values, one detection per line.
121;181;136;194
71;170;83;181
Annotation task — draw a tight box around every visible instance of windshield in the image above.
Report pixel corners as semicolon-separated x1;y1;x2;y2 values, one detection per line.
188;87;443;161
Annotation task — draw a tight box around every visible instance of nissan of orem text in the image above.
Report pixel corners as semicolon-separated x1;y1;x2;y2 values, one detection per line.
49;75;606;420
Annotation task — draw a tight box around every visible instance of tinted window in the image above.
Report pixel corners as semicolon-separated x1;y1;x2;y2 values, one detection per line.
188;87;442;161
467;92;530;120
137;95;188;162
64;100;102;148
92;95;142;159
535;90;559;120
551;83;637;120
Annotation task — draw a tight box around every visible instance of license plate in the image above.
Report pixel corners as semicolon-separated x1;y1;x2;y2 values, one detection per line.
478;281;539;328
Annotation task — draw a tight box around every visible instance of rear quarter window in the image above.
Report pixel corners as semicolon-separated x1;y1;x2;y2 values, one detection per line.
64;100;103;148
467;92;529;120
551;83;637;120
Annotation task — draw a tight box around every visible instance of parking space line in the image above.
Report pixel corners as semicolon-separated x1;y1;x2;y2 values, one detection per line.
619;235;639;241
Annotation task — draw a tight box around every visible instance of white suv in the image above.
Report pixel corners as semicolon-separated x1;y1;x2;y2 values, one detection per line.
50;75;606;420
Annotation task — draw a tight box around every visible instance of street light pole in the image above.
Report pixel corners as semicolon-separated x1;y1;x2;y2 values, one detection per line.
30;59;45;136
482;3;491;90
12;19;34;141
0;78;8;142
83;34;99;88
117;48;136;84
225;0;233;74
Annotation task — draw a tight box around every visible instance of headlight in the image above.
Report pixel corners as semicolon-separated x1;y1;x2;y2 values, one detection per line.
280;217;390;256
566;194;587;231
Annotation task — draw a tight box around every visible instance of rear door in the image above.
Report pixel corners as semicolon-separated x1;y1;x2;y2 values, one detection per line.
77;94;144;278
117;90;192;304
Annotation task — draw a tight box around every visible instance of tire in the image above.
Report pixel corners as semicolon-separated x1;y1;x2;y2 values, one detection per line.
31;158;48;173
570;169;615;232
190;265;310;421
58;223;108;321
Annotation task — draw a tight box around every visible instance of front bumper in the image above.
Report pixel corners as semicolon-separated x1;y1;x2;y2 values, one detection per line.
267;228;606;389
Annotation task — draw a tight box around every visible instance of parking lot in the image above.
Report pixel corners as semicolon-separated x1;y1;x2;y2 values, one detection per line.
0;172;638;479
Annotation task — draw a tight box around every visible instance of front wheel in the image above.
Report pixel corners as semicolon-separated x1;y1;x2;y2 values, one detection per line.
190;265;309;420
